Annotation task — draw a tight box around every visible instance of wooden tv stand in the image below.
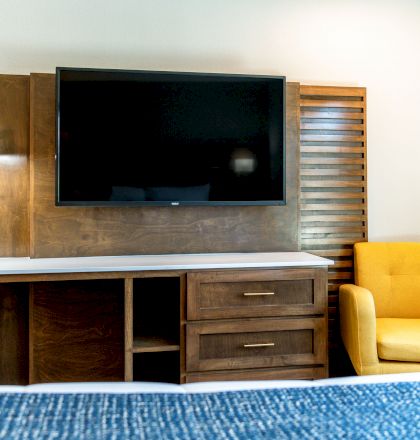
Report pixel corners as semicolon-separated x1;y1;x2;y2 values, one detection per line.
0;252;333;385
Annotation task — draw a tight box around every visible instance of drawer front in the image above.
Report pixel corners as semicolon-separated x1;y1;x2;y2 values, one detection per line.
186;317;326;372
187;269;327;320
186;366;328;383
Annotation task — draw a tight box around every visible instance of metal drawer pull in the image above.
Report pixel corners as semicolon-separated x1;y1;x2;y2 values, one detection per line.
243;292;275;296
243;343;275;348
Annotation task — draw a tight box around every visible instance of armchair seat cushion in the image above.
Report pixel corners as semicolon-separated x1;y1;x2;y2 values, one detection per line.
377;318;420;362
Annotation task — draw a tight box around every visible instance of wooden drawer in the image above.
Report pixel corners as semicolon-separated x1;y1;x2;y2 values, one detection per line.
186;366;328;383
187;269;327;320
186;317;326;372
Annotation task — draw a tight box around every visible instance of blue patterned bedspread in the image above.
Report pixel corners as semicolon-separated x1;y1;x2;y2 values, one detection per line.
0;382;419;439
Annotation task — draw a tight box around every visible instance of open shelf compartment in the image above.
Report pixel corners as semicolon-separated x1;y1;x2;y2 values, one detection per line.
125;275;183;383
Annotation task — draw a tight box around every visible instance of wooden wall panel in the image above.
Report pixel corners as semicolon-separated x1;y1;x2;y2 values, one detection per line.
30;74;300;258
29;279;124;383
0;75;29;256
0;283;28;384
299;85;367;375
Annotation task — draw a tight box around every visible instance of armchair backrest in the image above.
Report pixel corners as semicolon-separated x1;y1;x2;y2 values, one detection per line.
354;242;420;318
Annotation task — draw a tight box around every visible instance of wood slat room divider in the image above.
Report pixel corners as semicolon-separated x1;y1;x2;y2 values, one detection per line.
299;85;367;374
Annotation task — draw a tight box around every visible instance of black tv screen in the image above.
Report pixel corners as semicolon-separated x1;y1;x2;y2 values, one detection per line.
56;68;285;206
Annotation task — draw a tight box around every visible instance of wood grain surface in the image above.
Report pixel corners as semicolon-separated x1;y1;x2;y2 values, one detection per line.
187;268;327;320
124;278;133;381
29;279;124;383
29;74;300;257
0;283;28;384
0;75;29;256
186;366;327;382
299;85;367;376
186;317;326;372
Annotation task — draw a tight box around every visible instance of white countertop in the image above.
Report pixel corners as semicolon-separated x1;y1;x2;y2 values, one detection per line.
0;252;333;275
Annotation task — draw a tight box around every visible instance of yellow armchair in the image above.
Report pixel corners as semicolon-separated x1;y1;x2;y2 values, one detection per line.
340;242;420;375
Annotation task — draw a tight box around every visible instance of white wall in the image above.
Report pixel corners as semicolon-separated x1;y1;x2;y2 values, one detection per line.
1;0;420;241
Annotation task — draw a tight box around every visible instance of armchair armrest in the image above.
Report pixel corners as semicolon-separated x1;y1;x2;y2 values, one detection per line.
339;284;379;375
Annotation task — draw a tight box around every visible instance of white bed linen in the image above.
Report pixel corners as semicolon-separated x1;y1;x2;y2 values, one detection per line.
1;372;420;394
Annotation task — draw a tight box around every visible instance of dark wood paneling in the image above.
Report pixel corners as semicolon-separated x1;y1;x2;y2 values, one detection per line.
187;268;327;320
29;74;300;258
299;85;367;376
29;279;124;383
0;284;28;384
0;75;29;256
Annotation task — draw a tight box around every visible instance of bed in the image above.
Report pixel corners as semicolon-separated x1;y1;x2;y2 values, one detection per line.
0;374;419;439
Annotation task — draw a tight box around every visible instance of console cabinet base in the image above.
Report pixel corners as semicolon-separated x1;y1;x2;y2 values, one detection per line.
0;261;329;384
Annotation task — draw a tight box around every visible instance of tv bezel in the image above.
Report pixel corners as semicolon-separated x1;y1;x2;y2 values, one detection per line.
55;67;286;207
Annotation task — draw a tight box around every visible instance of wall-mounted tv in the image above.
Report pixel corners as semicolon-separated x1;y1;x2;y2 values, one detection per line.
56;67;285;206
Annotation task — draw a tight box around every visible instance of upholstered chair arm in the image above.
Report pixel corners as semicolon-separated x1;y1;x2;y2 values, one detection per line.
339;284;379;375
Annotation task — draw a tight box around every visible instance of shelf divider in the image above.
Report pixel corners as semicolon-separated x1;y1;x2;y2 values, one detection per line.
133;336;180;353
124;278;133;381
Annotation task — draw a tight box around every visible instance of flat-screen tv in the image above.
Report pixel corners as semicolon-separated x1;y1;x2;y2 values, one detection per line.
56;67;285;206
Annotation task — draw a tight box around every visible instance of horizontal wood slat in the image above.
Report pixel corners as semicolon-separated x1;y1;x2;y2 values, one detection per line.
301;203;365;211
301;181;365;188
300;146;364;154
301;238;365;245
329;261;353;268
301;123;364;131
301;192;365;199
301;134;364;142
304;249;355;257
300;169;365;176
301;158;364;165
300;99;364;109
300;86;365;97
301;226;365;234
299;85;367;367
301;111;364;120
301;215;366;222
328;272;353;280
